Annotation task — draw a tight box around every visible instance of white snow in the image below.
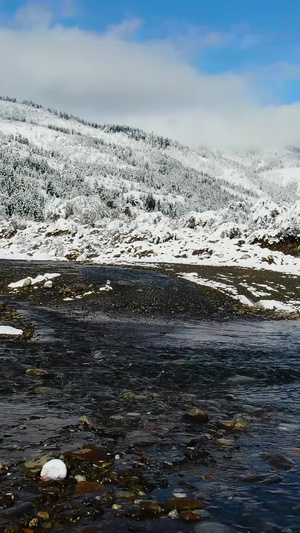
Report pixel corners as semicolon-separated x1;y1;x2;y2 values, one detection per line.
179;273;254;307
40;459;67;481
99;281;113;292
257;300;300;313
0;326;23;336
9;273;60;289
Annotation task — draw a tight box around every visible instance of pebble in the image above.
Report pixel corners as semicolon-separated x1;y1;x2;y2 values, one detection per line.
74;474;86;482
26;368;48;377
23;278;32;288
140;500;163;514
217;438;235;447
44;280;53;288
183;409;209;423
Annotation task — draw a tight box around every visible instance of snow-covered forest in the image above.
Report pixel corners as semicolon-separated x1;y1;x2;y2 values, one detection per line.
0;97;300;269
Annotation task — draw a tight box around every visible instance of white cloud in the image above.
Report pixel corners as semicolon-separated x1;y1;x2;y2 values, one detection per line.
0;9;299;149
14;2;53;30
107;18;142;40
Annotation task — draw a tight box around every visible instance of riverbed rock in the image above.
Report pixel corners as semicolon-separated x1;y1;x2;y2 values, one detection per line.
26;368;48;377
76;481;106;494
23;278;32;288
183;409;209;423
24;455;51;473
44;280;53;289
79;415;93;427
180;510;203;521
74;474;86;482
64;445;105;463
140;500;163;514
165;497;203;511
263;454;295;470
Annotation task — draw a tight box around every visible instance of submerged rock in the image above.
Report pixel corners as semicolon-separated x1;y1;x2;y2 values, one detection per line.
263;454;295;470
26;368;48;377
64;445;105;463
140;500;163;514
76;481;106;494
180;510;203;521
183;409;209;423
24;455;51;473
165;497;203;511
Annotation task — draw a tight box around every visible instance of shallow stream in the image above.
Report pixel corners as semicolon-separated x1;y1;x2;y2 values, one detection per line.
0;262;300;532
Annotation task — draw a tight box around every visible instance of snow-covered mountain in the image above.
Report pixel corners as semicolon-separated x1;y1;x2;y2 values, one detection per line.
0;96;300;272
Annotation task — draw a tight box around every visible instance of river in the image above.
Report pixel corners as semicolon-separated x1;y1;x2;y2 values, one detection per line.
0;261;300;532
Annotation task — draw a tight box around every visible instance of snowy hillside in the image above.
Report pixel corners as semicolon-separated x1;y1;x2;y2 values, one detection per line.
0;96;300;276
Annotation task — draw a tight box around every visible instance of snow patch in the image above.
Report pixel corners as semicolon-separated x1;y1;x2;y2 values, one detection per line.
9;273;60;289
0;326;23;336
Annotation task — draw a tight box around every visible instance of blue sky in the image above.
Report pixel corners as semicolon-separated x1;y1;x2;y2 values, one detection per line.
1;0;299;80
0;0;299;147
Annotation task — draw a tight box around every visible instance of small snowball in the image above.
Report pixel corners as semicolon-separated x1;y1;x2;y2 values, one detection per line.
40;459;67;481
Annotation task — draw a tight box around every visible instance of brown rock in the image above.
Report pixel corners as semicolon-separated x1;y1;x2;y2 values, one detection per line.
140;500;163;514
165;497;203;511
64;445;105;463
180;510;203;521
76;481;106;494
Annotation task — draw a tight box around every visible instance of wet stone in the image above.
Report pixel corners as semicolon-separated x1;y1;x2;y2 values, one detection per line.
26;368;48;377
74;475;86;482
116;491;136;500
263;454;295;471
164;497;203;511
140;500;163;514
180;510;203;521
23;455;51;473
76;481;107;494
64;445;105;463
183;409;209;424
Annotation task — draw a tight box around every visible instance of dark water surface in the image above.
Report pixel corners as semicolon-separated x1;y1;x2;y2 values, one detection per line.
1;261;300;532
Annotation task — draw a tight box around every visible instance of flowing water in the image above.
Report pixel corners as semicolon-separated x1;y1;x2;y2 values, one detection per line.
0;261;300;532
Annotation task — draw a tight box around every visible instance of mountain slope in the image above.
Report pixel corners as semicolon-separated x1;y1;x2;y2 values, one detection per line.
0;97;254;224
0;97;300;273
